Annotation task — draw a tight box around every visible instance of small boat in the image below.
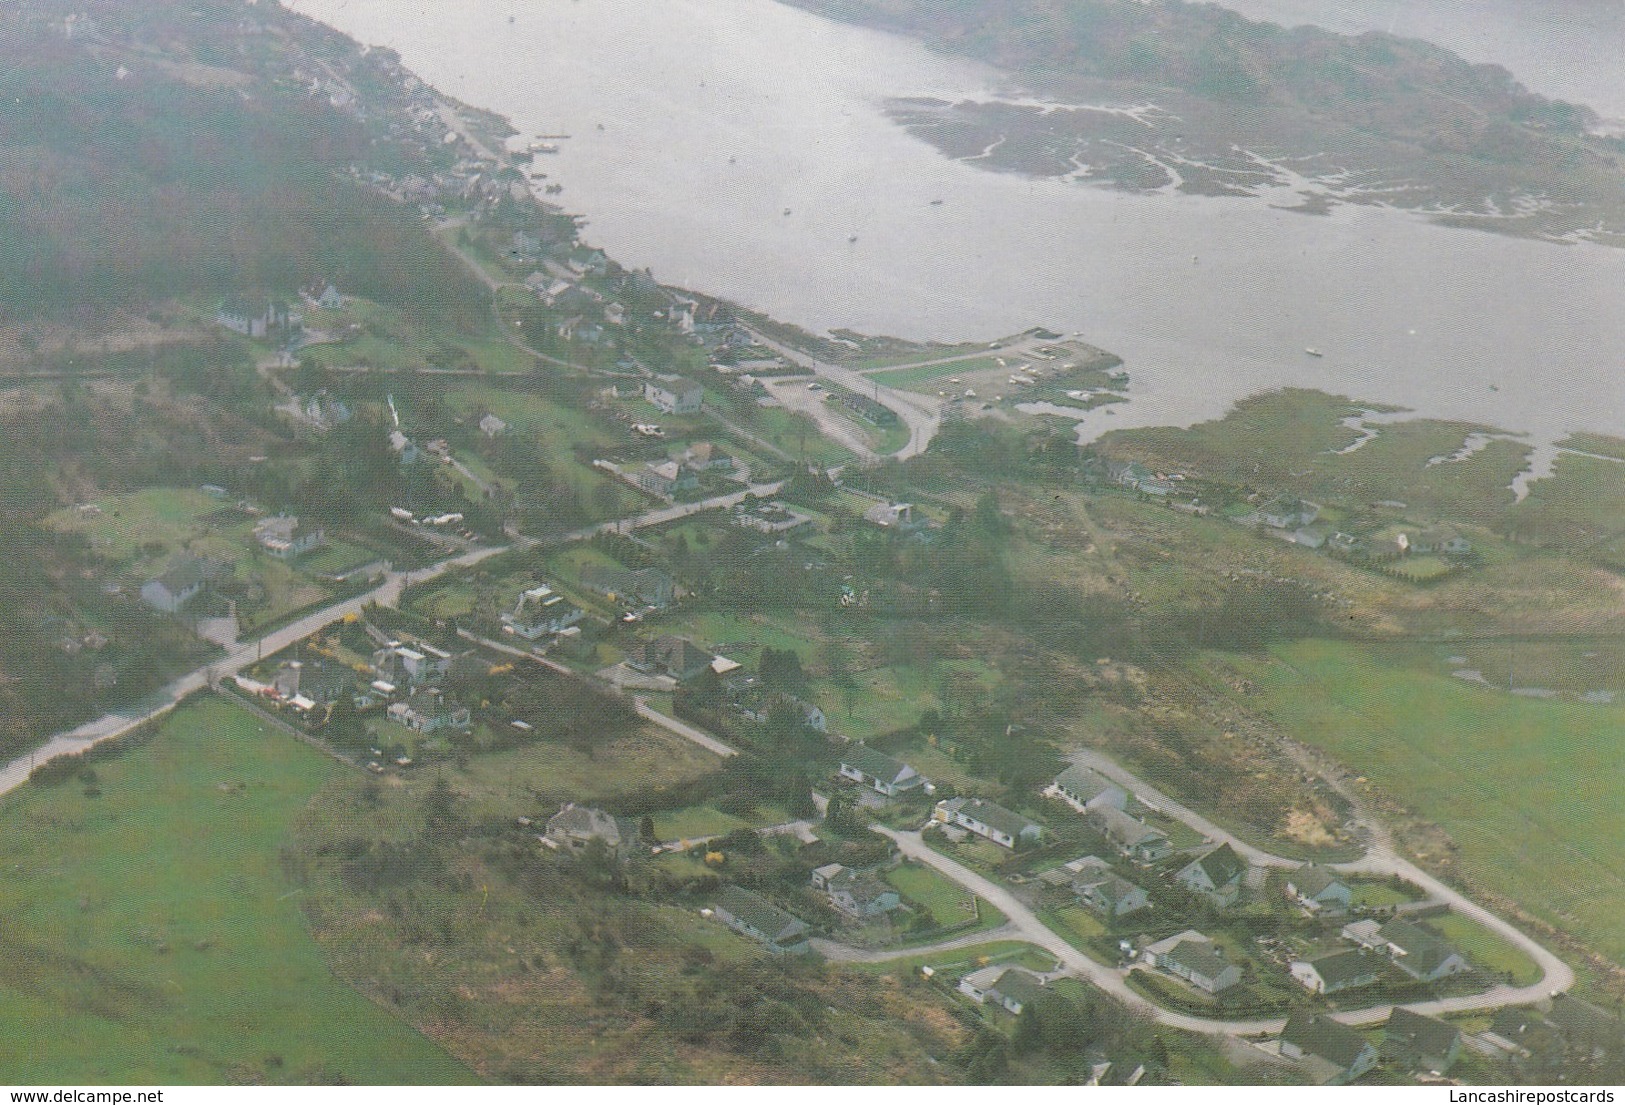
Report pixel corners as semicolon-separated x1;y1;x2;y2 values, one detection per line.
930;198;944;206
848;234;858;243
783;208;792;216
1305;347;1323;357
1489;384;1499;392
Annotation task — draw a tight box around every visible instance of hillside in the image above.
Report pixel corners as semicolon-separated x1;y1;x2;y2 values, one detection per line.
783;0;1625;243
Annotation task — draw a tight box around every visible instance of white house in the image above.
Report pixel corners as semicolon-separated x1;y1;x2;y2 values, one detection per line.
839;745;925;798
1290;948;1383;995
1052;764;1128;812
387;689;471;734
501;583;583;640
1174;843;1248;908
253;514;326;560
958;966;1046;1015
933;797;1042;849
1286;864;1354;913
644;375;704;415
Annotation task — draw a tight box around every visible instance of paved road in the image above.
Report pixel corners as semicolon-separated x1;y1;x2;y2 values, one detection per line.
1066;749;1573;1009
0;540;509;800
743;327;942;461
565;481;785;542
813;922;1023;964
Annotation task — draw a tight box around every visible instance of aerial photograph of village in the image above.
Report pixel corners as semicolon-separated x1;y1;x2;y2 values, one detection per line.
2;0;1624;1093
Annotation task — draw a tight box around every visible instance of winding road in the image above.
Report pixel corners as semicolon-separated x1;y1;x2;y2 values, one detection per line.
866;745;1574;1037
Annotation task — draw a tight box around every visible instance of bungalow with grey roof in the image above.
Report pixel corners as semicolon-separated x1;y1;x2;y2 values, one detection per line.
140;556;229;614
1376;919;1470;982
627;636;714;682
933;797;1042;850
1280;1010;1378;1085
1260;497;1320;530
1290;948;1384;995
270;659;352;709
839;745;924;798
1141;931;1239;994
644;375;704;415
502;583;582;640
811;864;901;919
635;459;702;498
1052;764;1128;812
1091;807;1172;863
580;565;675;609
387;688;471;734
1073;869;1150;918
1382;1008;1463;1074
713;885;810;955
958;966;1046;1016
545;803;638;856
253;514;326;560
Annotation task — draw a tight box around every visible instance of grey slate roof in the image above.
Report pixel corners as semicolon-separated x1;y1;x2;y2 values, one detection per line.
1166;939;1233;982
1291;863;1346;898
1282;1010;1372;1070
1377;919;1463;976
1303;948;1381;990
717;885;808;944
1185;842;1246;887
1054;764;1118;802
1382;1007;1461;1066
1095;806;1168;848
941;796;1041;840
990;968;1047;1008
842;744;914;786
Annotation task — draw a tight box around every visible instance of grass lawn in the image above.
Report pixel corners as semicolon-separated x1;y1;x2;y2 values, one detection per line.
650;805;749;843
1235;637;1625;963
885;862;977;927
1042;904;1112;961
866;356;1003;390
296;538;381;577
1428;912;1543;986
0;697;472;1084
1348;880;1418;909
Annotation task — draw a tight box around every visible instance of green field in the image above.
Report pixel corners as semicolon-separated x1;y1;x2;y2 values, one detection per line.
0;697;472;1084
45;487;223;561
885;861;978;927
1428;912;1542;986
651;804;750;843
1233;638;1625;962
867;356;1003;391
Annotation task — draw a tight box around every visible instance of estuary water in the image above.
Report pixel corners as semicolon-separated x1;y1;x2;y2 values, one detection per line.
290;0;1625;455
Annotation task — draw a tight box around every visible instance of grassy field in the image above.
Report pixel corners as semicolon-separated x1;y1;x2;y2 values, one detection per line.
45;487;223;561
1230;637;1625;962
739;404;858;467
650;804;750;842
885;861;977;928
451;723;724;825
1429;912;1542;986
0;697;472;1084
867;356;1004;390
